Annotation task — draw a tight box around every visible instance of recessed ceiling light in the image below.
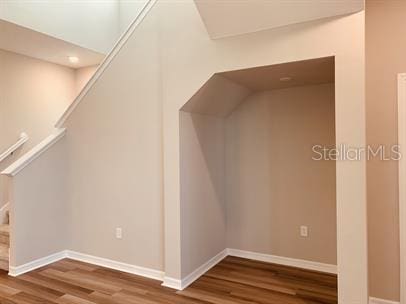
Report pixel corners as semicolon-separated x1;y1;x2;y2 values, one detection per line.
68;56;79;63
279;77;292;82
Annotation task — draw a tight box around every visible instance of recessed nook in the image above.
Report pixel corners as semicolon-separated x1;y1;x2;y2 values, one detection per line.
178;57;337;297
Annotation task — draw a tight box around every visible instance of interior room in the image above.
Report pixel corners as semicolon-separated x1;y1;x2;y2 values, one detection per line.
179;57;337;301
0;17;101;271
4;1;405;303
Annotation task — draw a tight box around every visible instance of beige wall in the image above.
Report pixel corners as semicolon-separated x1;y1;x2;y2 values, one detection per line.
159;4;366;302
0;49;76;154
9;137;68;266
75;65;98;95
366;0;406;301
5;1;367;301
64;10;164;271
180;83;336;277
179;111;226;277
226;84;336;265
0;50;77;207
0;50;97;208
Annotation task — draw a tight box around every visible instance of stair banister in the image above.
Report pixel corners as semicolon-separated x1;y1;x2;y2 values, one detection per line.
0;133;29;164
1;128;65;177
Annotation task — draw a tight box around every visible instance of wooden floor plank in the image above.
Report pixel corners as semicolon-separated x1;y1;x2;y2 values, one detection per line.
0;256;337;304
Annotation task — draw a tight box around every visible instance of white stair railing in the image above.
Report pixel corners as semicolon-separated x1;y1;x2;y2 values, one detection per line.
0;133;29;164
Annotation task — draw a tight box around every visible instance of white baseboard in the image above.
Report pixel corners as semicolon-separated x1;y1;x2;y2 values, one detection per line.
9;247;336;291
9;250;164;282
9;250;67;276
162;277;182;290
227;248;337;274
162;249;227;290
65;250;164;281
369;297;400;304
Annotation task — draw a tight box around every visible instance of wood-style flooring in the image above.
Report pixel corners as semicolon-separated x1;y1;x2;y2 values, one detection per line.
0;256;337;303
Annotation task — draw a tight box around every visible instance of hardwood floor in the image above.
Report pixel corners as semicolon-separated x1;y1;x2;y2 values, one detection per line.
0;256;337;303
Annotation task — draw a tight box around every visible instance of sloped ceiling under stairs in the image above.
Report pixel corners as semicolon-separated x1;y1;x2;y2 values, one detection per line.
194;0;364;39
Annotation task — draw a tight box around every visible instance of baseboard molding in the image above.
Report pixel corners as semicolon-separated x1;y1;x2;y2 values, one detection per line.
162;249;227;290
8;248;336;291
65;250;164;281
180;249;228;289
369;297;400;304
227;248;337;274
9;250;67;276
9;250;164;282
162;277;182;290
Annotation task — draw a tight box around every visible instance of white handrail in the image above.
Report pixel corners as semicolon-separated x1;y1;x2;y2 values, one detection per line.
55;0;157;128
2;128;65;177
0;133;29;163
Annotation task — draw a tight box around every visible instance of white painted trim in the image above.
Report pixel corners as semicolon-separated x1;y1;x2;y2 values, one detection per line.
65;250;164;281
9;250;164;282
370;297;400;304
162;277;182;290
9;251;67;276
7;247;337;291
163;248;335;291
162;249;227;290
55;0;157;128
180;249;227;289
399;73;406;304
227;248;337;274
0;133;28;163
1;128;66;177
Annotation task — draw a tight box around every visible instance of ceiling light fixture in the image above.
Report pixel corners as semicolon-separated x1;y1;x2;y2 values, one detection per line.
279;77;292;82
68;56;79;63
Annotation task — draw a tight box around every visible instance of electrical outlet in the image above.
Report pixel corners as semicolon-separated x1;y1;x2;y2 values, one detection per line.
116;227;123;239
300;225;308;237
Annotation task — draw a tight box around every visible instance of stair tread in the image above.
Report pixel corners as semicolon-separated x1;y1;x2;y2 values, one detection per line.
0;225;9;235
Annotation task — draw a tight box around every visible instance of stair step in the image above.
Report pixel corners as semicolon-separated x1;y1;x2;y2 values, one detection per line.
0;225;9;271
0;225;9;246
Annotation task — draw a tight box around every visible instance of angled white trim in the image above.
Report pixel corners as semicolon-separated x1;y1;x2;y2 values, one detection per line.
7;247;336;291
9;250;164;283
370;297;400;304
227;248;337;274
398;73;406;304
180;249;227;289
162;249;227;290
162;248;334;291
162;277;182;290
55;0;157;128
1;128;66;177
66;250;164;281
0;133;28;163
9;250;67;276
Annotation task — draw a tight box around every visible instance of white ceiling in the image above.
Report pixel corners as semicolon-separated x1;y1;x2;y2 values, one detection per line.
182;57;334;117
194;0;364;39
220;56;334;92
0;19;105;69
181;74;252;117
